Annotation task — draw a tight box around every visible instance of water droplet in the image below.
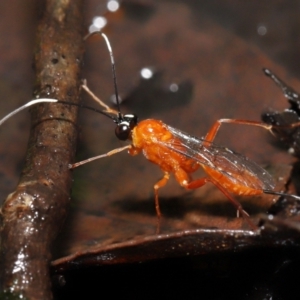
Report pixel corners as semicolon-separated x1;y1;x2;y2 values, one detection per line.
89;16;107;33
140;67;154;79
169;83;179;92
45;85;52;96
110;94;122;104
107;0;120;12
257;24;267;36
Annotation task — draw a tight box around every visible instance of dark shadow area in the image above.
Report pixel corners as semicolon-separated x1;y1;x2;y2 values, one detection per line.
53;247;300;300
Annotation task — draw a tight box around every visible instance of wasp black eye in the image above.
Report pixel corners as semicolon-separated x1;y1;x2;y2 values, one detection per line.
115;122;131;141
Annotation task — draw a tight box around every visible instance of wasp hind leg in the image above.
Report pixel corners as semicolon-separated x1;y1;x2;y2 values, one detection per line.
186;177;258;231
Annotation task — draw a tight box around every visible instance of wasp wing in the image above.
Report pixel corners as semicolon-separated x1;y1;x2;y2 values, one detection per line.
158;124;275;190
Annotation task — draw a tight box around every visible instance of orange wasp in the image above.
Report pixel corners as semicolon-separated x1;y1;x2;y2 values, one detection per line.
67;33;299;231
0;34;297;231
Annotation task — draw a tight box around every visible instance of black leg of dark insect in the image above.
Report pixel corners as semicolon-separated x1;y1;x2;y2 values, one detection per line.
263;68;300;108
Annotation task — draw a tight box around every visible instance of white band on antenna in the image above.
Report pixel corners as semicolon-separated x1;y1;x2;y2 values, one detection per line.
0;98;58;126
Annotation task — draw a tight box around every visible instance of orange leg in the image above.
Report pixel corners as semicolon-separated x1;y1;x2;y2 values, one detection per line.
154;172;170;218
153;172;170;233
69;145;131;169
186;177;257;230
204;118;273;145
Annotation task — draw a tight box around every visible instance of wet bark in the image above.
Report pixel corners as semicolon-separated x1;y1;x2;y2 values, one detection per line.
0;0;84;299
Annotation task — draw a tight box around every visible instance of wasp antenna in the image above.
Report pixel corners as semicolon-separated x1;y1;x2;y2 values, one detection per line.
83;31;97;41
57;100;118;122
101;33;122;120
0;98;58;126
263;189;300;201
0;98;118;127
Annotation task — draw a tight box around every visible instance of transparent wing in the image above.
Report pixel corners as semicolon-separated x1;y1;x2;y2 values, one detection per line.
158;124;275;190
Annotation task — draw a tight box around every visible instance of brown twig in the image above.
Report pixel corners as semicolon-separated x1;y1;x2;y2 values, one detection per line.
0;0;84;298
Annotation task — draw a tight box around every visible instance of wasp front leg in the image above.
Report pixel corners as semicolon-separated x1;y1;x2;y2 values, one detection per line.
153;172;170;233
69;145;131;168
153;172;170;218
